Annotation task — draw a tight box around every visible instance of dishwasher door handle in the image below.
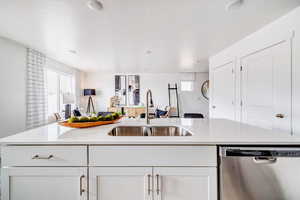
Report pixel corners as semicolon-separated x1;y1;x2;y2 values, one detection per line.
253;157;277;164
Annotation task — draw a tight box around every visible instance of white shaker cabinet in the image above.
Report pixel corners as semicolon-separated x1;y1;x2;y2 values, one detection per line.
153;167;217;200
89;167;153;200
1;145;218;200
2;167;87;200
89;167;217;200
89;146;217;200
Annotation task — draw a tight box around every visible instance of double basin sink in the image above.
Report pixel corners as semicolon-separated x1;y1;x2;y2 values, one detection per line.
108;126;192;137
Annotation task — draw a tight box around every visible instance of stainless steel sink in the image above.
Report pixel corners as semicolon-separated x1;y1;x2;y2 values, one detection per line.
108;126;192;136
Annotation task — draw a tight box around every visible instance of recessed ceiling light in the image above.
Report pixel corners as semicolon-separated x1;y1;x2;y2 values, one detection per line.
146;50;152;54
87;0;104;11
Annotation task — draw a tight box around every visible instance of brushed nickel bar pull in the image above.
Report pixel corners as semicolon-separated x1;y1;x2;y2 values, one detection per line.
32;155;54;160
156;174;160;196
275;114;284;118
80;175;85;196
147;174;152;196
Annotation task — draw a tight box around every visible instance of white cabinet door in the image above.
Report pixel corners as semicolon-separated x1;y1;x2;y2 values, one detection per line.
153;167;217;200
89;167;153;200
2;167;87;200
211;62;235;120
241;40;291;132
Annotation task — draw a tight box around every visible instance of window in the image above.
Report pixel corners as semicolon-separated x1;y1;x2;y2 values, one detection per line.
181;80;194;91
45;68;75;118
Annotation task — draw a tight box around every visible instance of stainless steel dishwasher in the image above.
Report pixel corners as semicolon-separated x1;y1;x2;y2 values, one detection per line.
220;147;300;200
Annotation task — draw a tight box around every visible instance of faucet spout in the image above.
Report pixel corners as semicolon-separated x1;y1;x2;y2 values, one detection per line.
146;89;153;125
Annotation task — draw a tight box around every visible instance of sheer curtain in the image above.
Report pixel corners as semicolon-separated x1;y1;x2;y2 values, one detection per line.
26;48;47;129
45;58;77;120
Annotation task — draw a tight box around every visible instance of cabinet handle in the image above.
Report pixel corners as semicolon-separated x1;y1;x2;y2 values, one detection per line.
155;174;160;196
147;174;152;196
32;155;54;160
80;175;85;196
275;114;284;118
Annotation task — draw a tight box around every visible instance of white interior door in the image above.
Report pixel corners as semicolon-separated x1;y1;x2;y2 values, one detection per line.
211;62;235;120
1;167;87;200
89;167;153;200
153;167;217;200
241;40;291;132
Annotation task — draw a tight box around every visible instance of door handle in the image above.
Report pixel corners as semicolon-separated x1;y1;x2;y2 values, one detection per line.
275;114;284;118
80;175;85;196
253;157;277;164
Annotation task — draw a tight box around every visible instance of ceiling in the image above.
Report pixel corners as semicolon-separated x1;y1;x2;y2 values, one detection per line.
0;0;299;73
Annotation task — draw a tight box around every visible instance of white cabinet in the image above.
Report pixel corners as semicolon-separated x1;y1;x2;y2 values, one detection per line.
89;146;217;167
1;145;218;200
241;40;292;132
89;167;217;200
210;61;236;120
89;167;153;200
2;167;87;200
2;146;87;167
154;167;217;200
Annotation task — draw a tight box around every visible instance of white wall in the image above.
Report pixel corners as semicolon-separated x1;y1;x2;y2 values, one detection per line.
0;37;27;138
82;72;209;117
209;6;300;133
0;37;82;138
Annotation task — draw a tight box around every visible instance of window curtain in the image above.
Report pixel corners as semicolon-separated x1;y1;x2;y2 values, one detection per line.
26;48;47;129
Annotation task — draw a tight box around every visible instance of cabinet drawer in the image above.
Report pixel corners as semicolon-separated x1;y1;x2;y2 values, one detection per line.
89;146;217;167
1;146;87;167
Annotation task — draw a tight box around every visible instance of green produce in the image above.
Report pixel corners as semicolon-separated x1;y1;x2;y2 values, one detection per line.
89;116;98;122
67;113;120;124
97;116;105;121
112;112;119;119
79;116;89;122
68;117;79;123
104;115;113;121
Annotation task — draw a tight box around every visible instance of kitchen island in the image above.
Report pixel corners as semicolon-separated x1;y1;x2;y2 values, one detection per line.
1;118;300;200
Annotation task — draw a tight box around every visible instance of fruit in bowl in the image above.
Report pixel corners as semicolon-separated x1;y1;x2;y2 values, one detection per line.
112;112;119;120
68;117;79;123
60;112;122;128
104;115;113;121
97;116;105;121
79;116;90;122
89;116;98;122
66;113;121;123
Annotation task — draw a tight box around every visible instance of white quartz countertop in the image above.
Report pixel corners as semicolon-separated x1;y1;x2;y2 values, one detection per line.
1;118;300;145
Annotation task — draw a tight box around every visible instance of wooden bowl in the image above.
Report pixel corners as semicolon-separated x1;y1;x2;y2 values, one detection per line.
58;118;121;128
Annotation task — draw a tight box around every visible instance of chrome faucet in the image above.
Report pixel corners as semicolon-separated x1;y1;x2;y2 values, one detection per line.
146;89;153;125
